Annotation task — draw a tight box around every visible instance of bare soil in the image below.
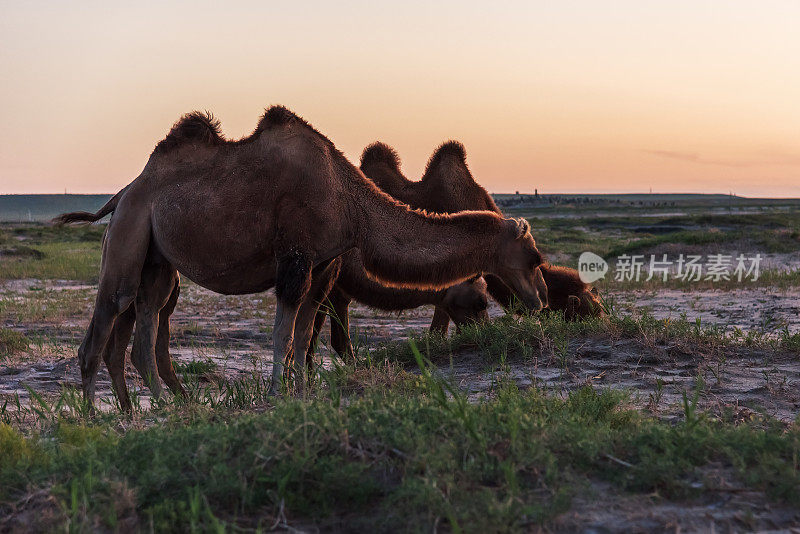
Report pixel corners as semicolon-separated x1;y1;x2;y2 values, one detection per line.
3;281;800;417
3;279;800;530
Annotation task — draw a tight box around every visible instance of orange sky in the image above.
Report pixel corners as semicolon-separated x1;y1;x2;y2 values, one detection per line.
1;1;798;196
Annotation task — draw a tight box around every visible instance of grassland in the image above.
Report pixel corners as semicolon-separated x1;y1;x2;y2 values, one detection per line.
1;335;799;532
0;224;104;283
518;203;800;291
2;196;800;531
0;195;112;223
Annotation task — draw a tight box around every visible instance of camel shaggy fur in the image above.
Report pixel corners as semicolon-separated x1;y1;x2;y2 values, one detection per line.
358;141;526;323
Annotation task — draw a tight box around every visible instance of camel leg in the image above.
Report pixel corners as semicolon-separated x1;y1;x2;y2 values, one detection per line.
327;287;355;360
307;310;327;372
484;274;515;311
429;306;451;336
269;251;313;394
79;214;150;407
307;285;354;366
130;262;177;400
292;259;341;386
270;302;301;393
155;277;186;397
102;304;135;412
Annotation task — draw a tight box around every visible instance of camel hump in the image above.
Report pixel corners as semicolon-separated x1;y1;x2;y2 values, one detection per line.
260;105;298;128
424;140;469;176
432;140;466;161
360;142;401;171
154;111;222;154
423;139;474;181
511;217;530;239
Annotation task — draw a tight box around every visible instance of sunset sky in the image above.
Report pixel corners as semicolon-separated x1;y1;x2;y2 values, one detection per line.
1;1;798;196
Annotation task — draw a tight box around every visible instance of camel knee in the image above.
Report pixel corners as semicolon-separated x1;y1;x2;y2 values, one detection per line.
275;250;312;306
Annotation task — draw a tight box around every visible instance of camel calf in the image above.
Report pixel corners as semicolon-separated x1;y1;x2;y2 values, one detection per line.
539;264;605;320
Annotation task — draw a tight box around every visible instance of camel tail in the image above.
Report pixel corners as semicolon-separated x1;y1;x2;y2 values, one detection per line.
52;189;124;226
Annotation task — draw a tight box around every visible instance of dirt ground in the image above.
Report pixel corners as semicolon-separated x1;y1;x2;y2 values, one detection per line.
3;278;800;530
2;279;800;421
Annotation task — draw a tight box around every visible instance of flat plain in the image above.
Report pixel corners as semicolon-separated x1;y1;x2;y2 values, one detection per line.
2;194;800;532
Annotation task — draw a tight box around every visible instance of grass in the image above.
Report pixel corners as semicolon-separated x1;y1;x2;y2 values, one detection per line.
2;207;800;530
0;287;94;323
372;309;800;367
525;208;800;267
0;241;102;282
598;266;800;291
1;349;798;532
0;224;104;282
0;328;29;358
173;359;218;376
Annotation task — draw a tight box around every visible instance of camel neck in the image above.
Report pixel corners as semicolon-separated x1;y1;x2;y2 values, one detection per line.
348;176;504;290
337;252;445;310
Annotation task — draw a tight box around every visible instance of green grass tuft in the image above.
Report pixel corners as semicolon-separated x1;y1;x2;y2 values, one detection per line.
0;328;29;357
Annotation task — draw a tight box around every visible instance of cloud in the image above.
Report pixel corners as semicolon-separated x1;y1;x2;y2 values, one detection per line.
642;149;800;168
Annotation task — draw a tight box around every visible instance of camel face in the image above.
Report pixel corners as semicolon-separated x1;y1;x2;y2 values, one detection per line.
494;219;545;312
568;289;605;320
564;291;604;320
440;276;490;328
539;265;607;321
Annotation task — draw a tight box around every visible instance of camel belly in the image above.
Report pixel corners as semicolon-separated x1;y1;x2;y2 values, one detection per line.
150;203;277;295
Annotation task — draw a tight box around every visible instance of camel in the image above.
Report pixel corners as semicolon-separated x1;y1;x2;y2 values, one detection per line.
539;264;605;320
308;262;489;361
358;141;523;324
307;141;525;361
103;259;186;411
62;106;545;407
356;141;604;322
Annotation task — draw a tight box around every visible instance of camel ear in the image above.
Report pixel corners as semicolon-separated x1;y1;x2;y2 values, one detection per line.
513;218;530;240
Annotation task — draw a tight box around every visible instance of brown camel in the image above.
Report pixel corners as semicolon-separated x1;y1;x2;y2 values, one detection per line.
308;141;518;360
539;264;605;320
358;141;608;320
309;265;489;361
359;141;525;323
62;106;545;407
103;260;186;411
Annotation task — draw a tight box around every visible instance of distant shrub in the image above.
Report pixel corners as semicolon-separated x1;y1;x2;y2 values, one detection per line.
0;244;45;259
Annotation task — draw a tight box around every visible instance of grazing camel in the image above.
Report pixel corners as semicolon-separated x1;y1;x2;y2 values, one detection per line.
63;106;545;407
539;264;605;320
359;141;524;325
358;141;605;321
309;265;489;361
307;142;506;360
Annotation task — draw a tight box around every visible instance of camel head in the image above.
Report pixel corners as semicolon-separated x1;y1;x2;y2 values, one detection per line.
440;275;490;329
492;218;546;312
566;286;606;321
